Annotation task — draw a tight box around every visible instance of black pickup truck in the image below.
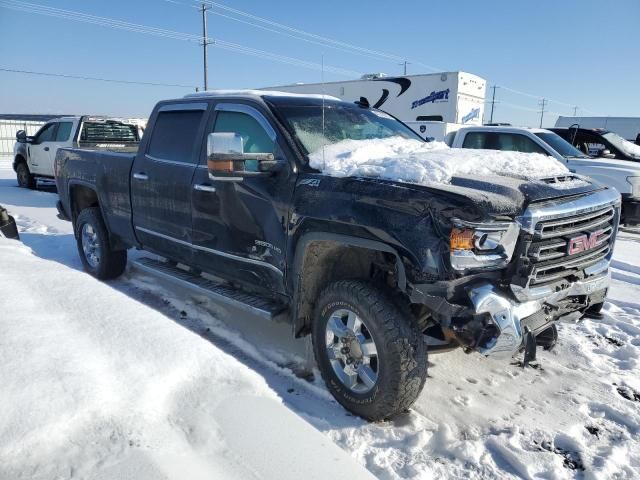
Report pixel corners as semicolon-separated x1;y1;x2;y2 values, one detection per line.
55;91;620;420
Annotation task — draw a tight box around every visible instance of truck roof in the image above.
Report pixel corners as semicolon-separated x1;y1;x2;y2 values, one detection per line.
459;125;551;134
184;89;340;101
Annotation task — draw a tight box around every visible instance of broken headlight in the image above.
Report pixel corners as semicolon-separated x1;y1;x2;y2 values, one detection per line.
449;219;520;271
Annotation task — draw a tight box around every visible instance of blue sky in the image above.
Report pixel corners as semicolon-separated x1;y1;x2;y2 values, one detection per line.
0;0;638;127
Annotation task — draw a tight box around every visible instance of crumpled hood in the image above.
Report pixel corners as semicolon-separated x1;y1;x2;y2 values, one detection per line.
385;172;605;219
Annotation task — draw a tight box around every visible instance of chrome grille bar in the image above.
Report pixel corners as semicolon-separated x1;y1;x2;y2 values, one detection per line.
535;207;615;239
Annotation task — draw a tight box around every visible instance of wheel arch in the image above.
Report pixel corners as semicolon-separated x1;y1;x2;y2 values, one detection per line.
67;181;127;250
291;232;407;337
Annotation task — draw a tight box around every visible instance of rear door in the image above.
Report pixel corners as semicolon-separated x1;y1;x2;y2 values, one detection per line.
190;102;296;294
131;102;208;264
47;120;74;176
28;122;58;175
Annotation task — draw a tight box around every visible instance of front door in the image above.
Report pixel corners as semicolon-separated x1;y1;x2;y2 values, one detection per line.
191;102;296;295
28;122;57;176
131;103;208;265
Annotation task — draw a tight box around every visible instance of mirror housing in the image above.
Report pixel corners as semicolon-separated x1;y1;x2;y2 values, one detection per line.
206;132;282;178
16;130;27;143
600;149;616;159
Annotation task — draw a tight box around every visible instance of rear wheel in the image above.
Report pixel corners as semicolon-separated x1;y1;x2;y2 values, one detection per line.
16;162;36;189
312;280;428;421
75;207;127;280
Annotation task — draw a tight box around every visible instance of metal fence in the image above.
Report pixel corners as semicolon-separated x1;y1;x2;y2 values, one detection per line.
0;119;45;156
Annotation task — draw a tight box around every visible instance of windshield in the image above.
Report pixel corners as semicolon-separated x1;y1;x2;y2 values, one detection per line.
270;103;422;156
535;132;587;158
602;132;640;159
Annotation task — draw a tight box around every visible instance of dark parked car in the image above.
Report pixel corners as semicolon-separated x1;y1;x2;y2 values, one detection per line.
551;127;640;162
0;205;19;240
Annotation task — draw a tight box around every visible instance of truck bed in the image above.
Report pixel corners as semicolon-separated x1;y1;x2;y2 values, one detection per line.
55;147;137;247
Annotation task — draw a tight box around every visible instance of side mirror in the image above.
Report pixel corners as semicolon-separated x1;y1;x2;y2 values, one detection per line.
206;132;282;178
16;130;27;143
600;149;616;159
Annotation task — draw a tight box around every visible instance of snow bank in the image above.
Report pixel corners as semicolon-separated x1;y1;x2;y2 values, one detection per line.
0;238;373;480
308;137;570;185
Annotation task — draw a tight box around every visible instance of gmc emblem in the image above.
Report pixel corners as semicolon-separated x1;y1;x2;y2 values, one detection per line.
567;229;607;255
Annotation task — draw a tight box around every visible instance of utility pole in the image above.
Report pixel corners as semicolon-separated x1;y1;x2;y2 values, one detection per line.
538;98;548;127
399;61;410;76
488;85;498;124
200;2;213;91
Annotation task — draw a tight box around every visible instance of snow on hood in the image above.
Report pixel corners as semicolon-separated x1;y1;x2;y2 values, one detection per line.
619;138;640;159
308;137;570;186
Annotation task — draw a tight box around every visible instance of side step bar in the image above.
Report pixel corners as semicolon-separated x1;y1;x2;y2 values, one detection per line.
133;257;288;322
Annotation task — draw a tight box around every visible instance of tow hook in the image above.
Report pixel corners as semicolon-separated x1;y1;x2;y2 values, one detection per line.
522;329;537;366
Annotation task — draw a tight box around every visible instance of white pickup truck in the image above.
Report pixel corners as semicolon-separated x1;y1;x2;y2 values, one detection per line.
447;126;640;228
12;116;142;189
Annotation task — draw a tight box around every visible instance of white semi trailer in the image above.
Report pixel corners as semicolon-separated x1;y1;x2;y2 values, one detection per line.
266;71;486;141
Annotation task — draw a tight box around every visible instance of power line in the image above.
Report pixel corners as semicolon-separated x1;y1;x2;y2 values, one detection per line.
0;0;361;78
180;0;603;116
498;84;599;115
0;67;198;88
160;0;443;72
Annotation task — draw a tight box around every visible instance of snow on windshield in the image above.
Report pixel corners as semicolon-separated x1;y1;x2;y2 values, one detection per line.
308;137;570;185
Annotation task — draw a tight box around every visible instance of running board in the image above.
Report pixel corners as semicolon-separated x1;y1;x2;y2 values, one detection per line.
134;257;288;322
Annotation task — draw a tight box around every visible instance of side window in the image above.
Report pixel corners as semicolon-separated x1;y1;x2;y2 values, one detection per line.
212;111;275;171
55;122;73;142
462;132;492;149
35;123;57;143
147;110;204;163
495;134;548;155
581;134;606;156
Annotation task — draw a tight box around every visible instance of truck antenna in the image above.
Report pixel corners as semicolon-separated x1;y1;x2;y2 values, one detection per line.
321;54;326;168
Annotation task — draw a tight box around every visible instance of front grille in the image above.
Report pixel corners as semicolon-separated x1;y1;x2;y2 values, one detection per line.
526;205;616;287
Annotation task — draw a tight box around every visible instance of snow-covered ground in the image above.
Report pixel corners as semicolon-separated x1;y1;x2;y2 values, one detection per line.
1;161;640;479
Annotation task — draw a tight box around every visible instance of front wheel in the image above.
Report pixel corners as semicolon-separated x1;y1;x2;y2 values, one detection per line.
16;162;36;189
75;207;127;280
312;280;428;421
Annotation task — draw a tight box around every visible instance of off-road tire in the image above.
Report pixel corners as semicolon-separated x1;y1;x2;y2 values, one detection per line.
75;207;127;280
16;162;36;189
312;280;428;421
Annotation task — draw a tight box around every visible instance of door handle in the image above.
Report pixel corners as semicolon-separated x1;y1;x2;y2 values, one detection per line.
194;184;216;193
133;172;149;181
44;147;50;151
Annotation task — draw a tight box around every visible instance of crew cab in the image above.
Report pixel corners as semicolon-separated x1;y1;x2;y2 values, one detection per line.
55;91;620;421
448;126;640;227
13;116;141;189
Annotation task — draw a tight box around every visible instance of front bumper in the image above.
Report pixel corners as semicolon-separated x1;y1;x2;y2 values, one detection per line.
467;270;610;357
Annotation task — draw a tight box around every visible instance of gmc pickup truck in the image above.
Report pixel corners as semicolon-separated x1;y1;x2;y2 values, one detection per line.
55;91;620;420
13;115;141;189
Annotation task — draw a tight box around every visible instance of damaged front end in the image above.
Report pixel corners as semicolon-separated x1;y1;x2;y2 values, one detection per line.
412;187;620;361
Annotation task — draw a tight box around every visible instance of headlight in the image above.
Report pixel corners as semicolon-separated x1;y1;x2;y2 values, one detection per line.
449;219;520;271
627;176;640;198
